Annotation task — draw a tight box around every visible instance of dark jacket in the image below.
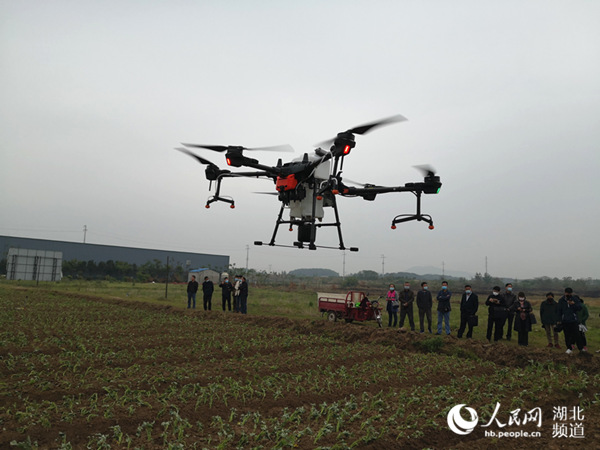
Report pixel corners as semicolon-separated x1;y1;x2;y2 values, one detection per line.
539;299;559;325
219;281;232;298
187;280;199;294
557;295;582;323
503;292;517;315
510;299;532;332
486;294;509;319
416;289;433;310
576;302;589;326
239;280;248;297
436;289;452;312
460;292;479;315
202;280;214;294
398;289;414;309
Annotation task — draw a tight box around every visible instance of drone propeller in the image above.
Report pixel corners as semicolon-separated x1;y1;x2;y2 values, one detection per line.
413;164;437;177
174;147;217;167
182;143;294;153
316;114;408;148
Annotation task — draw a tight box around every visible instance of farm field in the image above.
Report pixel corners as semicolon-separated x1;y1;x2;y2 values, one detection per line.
1;283;599;449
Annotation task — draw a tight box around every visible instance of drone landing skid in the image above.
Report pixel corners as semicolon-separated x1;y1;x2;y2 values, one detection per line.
205;196;235;209
254;241;359;252
255;198;357;251
390;190;434;230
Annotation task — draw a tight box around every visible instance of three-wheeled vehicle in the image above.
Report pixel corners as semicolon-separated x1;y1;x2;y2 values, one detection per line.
318;291;382;327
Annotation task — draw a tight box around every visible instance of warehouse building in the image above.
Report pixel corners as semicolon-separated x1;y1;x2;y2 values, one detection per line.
0;235;229;275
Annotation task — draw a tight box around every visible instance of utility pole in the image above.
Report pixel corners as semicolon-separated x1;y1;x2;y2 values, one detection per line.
442;261;445;279
83;225;87;243
342;251;346;278
381;254;385;277
245;245;249;273
165;256;169;299
485;256;488;275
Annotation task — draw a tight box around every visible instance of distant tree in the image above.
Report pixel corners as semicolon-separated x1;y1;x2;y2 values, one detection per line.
354;270;380;280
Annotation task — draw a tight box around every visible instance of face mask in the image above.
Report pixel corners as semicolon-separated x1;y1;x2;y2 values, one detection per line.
493;292;499;296
423;286;428;291
389;287;395;291
507;287;513;292
466;290;472;295
519;297;525;301
442;286;447;290
404;286;410;290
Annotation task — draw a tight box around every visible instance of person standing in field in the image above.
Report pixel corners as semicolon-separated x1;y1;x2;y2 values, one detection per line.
386;284;399;327
416;282;433;333
219;277;233;311
398;282;415;331
239;276;249;314
557;287;584;355
202;276;214;311
485;286;509;342
233;275;242;313
457;285;479;339
510;292;532;346
187;275;199;309
576;297;590;352
503;283;517;341
436;281;452;335
540;292;560;348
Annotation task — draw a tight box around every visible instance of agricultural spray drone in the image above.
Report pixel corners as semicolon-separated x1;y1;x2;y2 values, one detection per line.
175;115;442;252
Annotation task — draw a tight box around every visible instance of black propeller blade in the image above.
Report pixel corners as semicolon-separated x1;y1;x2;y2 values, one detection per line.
413;164;437;177
174;147;217;166
346;114;408;135
316;114;408;148
181;143;294;153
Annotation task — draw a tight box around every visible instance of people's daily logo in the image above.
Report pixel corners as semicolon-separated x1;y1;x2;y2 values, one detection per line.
447;404;478;435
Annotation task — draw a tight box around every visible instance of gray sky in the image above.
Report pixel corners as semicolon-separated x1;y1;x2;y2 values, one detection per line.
1;0;599;279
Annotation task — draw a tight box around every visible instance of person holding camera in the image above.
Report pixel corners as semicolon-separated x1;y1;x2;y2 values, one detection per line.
386;284;400;327
510;292;533;346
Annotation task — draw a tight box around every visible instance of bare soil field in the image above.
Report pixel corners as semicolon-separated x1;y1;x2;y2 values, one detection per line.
1;285;598;449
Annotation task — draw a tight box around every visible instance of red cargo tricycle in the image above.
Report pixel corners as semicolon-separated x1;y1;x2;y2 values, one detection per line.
318;291;382;327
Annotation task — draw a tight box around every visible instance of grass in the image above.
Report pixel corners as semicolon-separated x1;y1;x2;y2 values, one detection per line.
3;280;599;349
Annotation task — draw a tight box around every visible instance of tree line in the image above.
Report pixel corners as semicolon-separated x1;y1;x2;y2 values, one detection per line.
1;258;598;296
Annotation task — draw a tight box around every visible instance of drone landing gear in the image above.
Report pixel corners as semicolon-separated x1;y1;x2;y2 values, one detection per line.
254;196;358;252
206;196;234;209
390;191;434;230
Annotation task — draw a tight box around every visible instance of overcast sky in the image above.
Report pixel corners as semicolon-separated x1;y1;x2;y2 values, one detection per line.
1;0;599;280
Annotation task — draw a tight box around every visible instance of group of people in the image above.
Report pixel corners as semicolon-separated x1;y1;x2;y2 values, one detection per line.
186;275;249;314
384;282;590;354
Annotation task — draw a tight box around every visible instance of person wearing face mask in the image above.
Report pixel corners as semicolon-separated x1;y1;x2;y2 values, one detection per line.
386;284;400;327
416;282;433;333
558;287;584;354
510;292;533;346
503;283;517;341
398;281;415;331
485;286;509;342
436;281;452;335
219;277;233;311
457;285;479;338
540;293;560;348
